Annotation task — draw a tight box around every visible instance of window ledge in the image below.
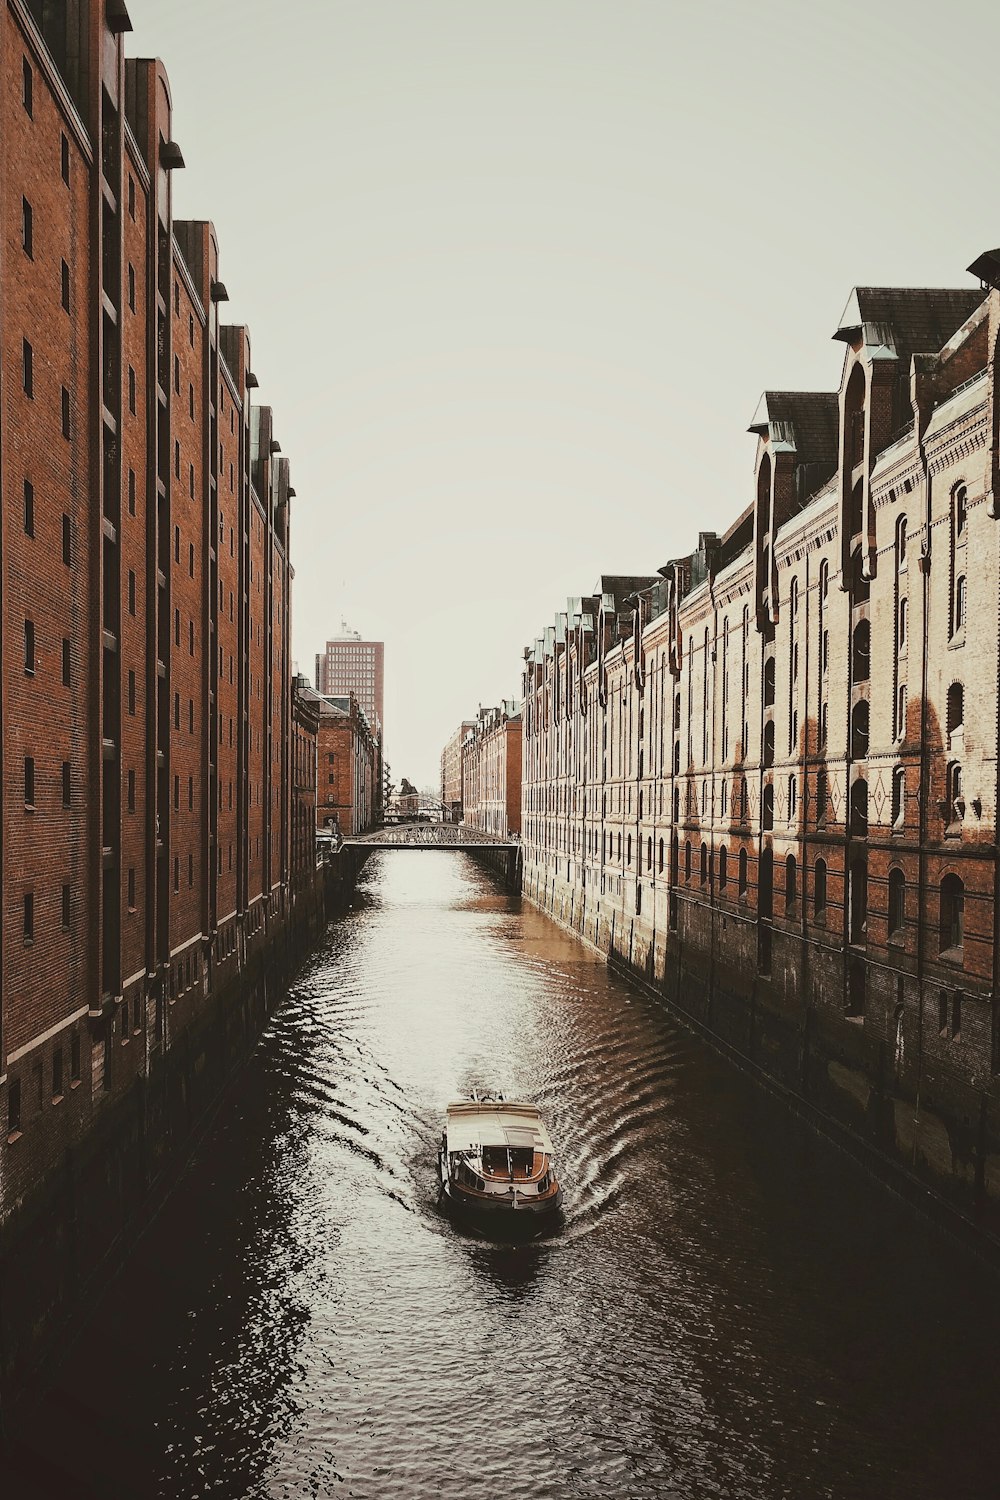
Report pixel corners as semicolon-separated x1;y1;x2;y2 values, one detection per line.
6;1131;23;1145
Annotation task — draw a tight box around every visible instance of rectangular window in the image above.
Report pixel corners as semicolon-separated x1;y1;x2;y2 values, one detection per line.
22;57;32;116
61;884;70;930
24;619;35;674
24;479;34;537
53;1047;64;1099
128;365;136;414
24;756;35;806
174;692;180;729
173;857;179;893
71;1033;80;1082
128;262;135;311
128;174;135;218
128;670;136;714
62;637;71;686
127;768;135;811
188;776;193;810
189;542;194;577
62;761;71;806
62;514;71;565
174;441;180;479
128;570;136;615
23;338;33;397
128;468;136;516
23;892;34;942
61;386;70;437
128;867;136;909
61;133;70;185
189;463;194;498
174;526;180;563
188;853;193;887
8;1078;21;1136
61;259;70;312
173;774;179;810
22;197;33;257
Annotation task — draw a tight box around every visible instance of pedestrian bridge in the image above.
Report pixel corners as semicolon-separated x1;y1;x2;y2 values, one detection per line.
343;824;518;851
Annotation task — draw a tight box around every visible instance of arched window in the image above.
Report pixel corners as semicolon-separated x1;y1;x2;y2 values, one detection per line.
684;841;691;882
850;778;868;837
849;856;868;944
785;855;797;914
954;574;967;634
719;845;728;889
721;781;728;818
947;683;964;744
953;483;968;540
763;655;776;707
898;596;907;654
940;874;965;957
627;835;632;867
816;767;828;826
762;782;774;831
759;846;773;919
788;774;797;821
895;682;907;742
896;514;907;571
814;858;827;920
658;838;664;875
852;619;870;682
700;842;708;885
738;847;749;899
851;699;869;760
892;766;905;828
849;480;864;537
851;548;869;604
888;867;905;937
763;720;775;768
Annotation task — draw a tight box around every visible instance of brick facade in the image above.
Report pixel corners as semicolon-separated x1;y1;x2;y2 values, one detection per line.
462;703;522;839
305;688;378;839
521;265;1000;1237
439;720;476;822
1;1;307;1218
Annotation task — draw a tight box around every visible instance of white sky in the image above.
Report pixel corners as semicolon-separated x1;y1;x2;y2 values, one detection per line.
128;0;1000;788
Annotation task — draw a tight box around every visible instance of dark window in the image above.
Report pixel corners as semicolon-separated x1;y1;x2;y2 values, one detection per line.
61;133;70;185
22;197;33;257
62;637;70;686
8;1078;21;1135
61;884;70;929
947;683;964;740
128;174;135;217
127;768;135;811
71;1033;81;1081
128;262;135;311
128;867;135;909
128;670;135;715
888;868;905;937
22;57;32;116
53;1048;64;1099
940;875;965;957
738;847;748;899
24;756;35;806
62;761;71;806
128;570;136;615
24;619;35;674
128;468;136;515
814;858;827;919
24;892;34;942
954;483;968;539
719;846;728;889
62;514;71;565
61;259;70;311
700;842;708;885
22;338;33;397
128;365;136;414
173;857;179;893
173;354;180;394
61;386;70;437
849;857;867;945
24;479;34;537
785;855;797;913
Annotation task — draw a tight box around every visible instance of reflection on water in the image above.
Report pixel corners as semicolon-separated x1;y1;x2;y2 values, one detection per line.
8;852;1000;1499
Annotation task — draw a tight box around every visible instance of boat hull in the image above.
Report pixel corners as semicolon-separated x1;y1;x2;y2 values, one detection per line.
439;1153;562;1231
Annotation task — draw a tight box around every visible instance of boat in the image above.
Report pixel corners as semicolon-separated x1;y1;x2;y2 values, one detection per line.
438;1091;562;1227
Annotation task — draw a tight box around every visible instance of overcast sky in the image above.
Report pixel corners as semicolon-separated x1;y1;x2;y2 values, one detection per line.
129;0;999;789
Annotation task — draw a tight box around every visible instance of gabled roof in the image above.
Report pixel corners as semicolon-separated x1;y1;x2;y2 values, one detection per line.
832;287;984;358
748;390;840;464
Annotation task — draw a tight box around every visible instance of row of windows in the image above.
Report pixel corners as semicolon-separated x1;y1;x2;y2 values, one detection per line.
7;1031;82;1139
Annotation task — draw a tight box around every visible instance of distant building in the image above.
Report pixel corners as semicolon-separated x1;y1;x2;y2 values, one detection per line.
440;721;477;822
291;678;320;885
315;621;384;738
462;704;522;839
301;686;379;839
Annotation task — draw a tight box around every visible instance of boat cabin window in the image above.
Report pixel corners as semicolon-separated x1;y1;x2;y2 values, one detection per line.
482;1145;535;1175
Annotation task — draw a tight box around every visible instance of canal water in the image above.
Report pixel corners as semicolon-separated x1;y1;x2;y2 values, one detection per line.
9;852;1000;1499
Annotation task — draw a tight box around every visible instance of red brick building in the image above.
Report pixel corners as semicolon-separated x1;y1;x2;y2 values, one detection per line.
304;687;379;839
439;719;476;822
291;677;320;889
315;624;384;738
521;260;1000;1241
462;703;522;839
1;1;305;1214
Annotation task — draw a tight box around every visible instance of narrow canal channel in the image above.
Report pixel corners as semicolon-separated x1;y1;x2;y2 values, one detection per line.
10;853;1000;1499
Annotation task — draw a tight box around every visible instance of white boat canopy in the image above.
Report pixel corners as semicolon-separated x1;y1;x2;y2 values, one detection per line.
444;1100;554;1156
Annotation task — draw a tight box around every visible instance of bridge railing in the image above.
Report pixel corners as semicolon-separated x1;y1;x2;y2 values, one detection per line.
343;823;517;849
